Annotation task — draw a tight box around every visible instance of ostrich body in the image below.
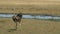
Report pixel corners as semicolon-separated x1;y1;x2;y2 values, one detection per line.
12;14;22;30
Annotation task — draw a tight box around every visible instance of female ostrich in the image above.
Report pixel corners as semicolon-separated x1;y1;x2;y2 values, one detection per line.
12;13;22;30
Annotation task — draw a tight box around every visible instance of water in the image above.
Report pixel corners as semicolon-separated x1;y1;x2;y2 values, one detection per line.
0;14;60;20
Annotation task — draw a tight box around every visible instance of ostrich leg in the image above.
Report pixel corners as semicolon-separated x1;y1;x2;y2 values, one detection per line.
19;22;21;31
19;19;22;30
15;22;17;30
15;22;21;31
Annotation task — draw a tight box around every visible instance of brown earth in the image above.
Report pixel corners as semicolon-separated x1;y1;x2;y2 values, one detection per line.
0;18;60;34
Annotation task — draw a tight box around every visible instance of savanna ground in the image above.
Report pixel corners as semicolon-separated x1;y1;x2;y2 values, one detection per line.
0;0;60;34
0;18;60;34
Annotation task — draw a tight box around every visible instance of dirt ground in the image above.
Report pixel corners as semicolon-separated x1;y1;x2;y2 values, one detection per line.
0;0;60;34
0;18;60;34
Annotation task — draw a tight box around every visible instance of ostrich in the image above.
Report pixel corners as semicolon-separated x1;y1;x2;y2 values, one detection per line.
12;13;22;30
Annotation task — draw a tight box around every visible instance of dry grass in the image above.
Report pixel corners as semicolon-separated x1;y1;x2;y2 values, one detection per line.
0;5;60;16
0;0;60;15
0;18;60;34
0;0;60;34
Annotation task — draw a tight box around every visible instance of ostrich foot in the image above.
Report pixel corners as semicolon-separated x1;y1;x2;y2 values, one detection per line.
8;28;17;32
